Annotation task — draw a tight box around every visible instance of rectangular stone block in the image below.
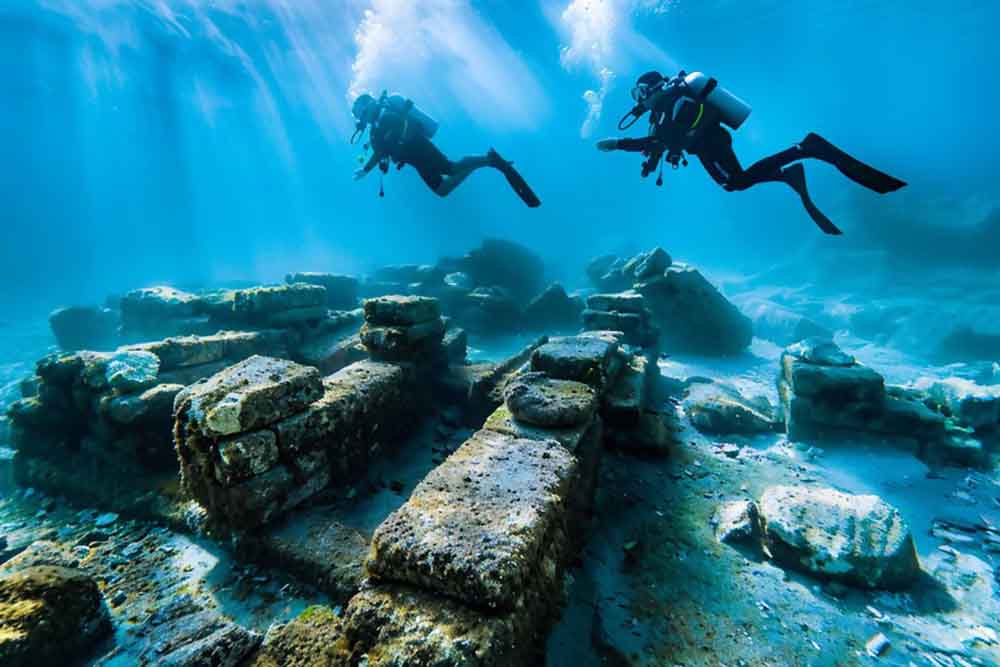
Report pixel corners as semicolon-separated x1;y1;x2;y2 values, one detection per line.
367;429;578;611
233;284;327;315
531;335;623;390
363;295;441;326
273;361;411;460
214;429;280;486
296;332;368;376
337;584;542;667
360;319;446;361
603;354;651;427
586;291;647;314
174;356;323;438
781;355;885;401
123;330;286;371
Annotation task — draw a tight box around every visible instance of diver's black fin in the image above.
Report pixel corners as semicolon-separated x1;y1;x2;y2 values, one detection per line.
501;165;541;208
489;149;541;208
781;163;843;235
801;132;907;194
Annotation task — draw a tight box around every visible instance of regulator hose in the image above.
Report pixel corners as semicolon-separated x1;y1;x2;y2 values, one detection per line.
617;104;646;131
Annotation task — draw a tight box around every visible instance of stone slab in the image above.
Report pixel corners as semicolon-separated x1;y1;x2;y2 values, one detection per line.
174;356;323;438
367;429;578;611
363;295;441;326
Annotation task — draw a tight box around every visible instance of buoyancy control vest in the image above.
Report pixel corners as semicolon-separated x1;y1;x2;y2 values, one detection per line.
376;92;439;141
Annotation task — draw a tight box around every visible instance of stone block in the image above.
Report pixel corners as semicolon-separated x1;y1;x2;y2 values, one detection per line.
367;429;578;611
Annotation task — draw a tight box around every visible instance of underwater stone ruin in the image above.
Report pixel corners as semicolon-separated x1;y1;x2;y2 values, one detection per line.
2;243;999;667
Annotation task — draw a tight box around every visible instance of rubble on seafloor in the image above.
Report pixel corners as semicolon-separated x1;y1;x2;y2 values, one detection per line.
2;242;999;666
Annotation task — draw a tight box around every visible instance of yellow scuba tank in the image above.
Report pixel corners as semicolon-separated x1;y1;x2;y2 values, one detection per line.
682;72;752;130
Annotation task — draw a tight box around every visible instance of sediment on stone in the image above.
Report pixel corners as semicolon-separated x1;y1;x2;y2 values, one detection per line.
366;429;580;612
334;584;545;667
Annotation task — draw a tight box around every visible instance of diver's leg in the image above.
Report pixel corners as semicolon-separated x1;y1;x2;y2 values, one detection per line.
800;132;907;193
698;126;841;234
695;126;738;186
779;163;843;235
433;155;492;196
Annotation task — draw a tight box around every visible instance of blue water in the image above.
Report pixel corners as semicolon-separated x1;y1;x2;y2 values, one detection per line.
2;0;998;310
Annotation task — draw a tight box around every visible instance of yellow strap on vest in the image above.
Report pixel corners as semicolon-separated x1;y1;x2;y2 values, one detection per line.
690;103;705;130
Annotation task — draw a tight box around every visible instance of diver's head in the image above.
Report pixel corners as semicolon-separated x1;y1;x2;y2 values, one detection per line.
352;93;377;122
631;71;666;105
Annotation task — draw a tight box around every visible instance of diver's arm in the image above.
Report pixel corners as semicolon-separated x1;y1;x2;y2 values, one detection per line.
354;152;381;180
596;137;655;152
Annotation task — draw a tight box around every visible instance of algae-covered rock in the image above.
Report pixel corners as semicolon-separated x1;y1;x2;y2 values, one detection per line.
250;605;343;667
215;429;280;485
363;295;441;326
0;565;111;667
759;485;920;589
503;372;597;428
338;584;542;667
105;349;160;393
175;355;323;438
367;429;578;611
234;284;328;316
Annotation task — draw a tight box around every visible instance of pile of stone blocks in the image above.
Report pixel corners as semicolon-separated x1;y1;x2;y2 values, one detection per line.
332;333;665;665
6;331;289;504
360;295;452;365
175;355;418;530
582;291;659;347
585;248;752;356
778;338;988;466
285;273;359;310
638;263;752;356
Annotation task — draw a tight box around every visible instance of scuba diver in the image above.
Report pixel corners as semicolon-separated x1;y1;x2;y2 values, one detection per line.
351;91;541;207
597;70;906;234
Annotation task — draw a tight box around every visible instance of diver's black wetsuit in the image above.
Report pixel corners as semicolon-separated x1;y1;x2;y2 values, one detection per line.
369;110;454;190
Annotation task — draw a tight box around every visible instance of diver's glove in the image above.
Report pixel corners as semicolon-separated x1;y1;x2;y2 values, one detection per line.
596;138;620;152
353;167;368;181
